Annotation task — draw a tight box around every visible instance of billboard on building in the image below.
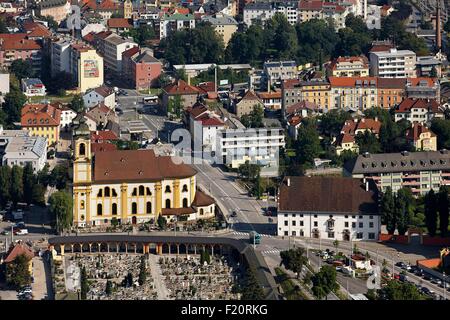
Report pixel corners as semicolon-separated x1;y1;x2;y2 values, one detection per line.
83;60;99;78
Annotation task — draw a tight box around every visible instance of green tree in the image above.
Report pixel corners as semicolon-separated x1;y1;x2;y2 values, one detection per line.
10;59;35;80
70;94;85;113
0;17;7;33
31;184;46;207
38;15;59;30
238;161;261;181
311;265;339;299
22;163;36;205
49;164;69;190
80;266;89;300
437;186;449;237
431;118;450;149
424;189;438;237
48;191;73;233
395;188;414;235
0;166;11;208
378;280;426;300
280;247;308;279
355;131;382;154
124;25;155;45
138;256;147;285
319;110;352;138
240;267;265;300
381;187;396;234
264;13;298;60
3;87;27;124
296;119;322;166
5;254;32;289
240;105;264;128
10;165;24;205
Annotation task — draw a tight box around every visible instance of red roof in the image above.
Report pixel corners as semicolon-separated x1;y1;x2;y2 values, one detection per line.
83;32;95;43
164;79;199;95
91;142;118;153
122;46;139;58
329;76;378;87
282;79;301;90
4;243;34;263
0;33;41;50
98;0;118;10
286;100;318;116
91;130;118;142
406;123;435;142
196;81;215;94
341;118;381;135
288;115;302;126
21;103;61;127
335;133;355;145
196;114;224;127
107;18;133;29
396;98;441;114
23;22;52;38
257;90;281;99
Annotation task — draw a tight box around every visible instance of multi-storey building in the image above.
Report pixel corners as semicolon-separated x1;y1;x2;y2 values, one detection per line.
83;85;116;109
21;78;46;97
281;79;330;117
345;150;450;195
218;127;285;177
377;78;405;109
234;90;264;118
0;126;47;172
70;43;104;93
263;60;297;87
298;0;352;29
162;79;200;111
334;117;381;155
20;103;61;147
329;77;378;111
277;176;381;240
369;48;417;78
327;56;369;77
201;14;238;46
243;1;298;26
406;123;437;152
50;37;72;77
0;34;42;73
121;47;162;90
405;77;440;100
36;0;71;23
101;33;137;73
72;120;216;227
394;98;443;124
159;13;196;39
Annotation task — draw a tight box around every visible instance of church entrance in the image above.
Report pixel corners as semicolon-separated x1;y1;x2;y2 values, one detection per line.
132;216;137;225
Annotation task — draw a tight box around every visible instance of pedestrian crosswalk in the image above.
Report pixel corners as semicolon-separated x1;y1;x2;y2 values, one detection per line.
261;249;281;256
232;231;273;238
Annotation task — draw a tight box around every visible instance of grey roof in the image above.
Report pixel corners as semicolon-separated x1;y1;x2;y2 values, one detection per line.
134;50;160;64
38;0;67;9
22;78;44;87
201;14;238;26
244;2;272;10
264;60;296;68
346;150;450;175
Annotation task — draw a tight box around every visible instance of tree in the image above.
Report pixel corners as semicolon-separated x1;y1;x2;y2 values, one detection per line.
48;191;73;233
264;13;298;60
437;186;449;237
238;161;261;181
240;105;264;128
5;254;32;289
3;87;27;124
80;266;89;300
31;184;46;207
424;189;438;237
0;17;7;33
200;250;211;265
124;25;155;45
296;119;322;166
49;164;69;190
70;94;85;113
10;59;35;80
23;163;36;205
395;188;414;235
38;15;59;30
430;66;438;78
240;267;265;300
381;187;396;234
0;166;11;208
138;256;147;285
378;280;426;300
157;215;167;230
355;131;382;154
319;110;352;138
10;165;24;205
311;265;339;299
431;119;450;149
280;247;308;279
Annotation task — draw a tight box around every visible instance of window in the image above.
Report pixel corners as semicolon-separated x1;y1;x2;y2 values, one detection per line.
146;187;152;196
300;221;304;226
112;189;117;197
328;232;334;238
369;215;373;219
314;221;318;227
104;187;110;197
112;203;117;215
97;203;102;216
284;231;288;236
284;221;288;226
352;222;356;228
97;189;103;197
359;215;363;219
314;215;318;218
139;185;145;196
165;199;171;208
146;202;152;214
345;215;348;218
359;222;363;228
200;209;204;215
80;200;85;210
79;143;86;156
132;188;137;196
182;198;188;208
368;233;375;240
356;232;363;239
369;222;374;228
182;184;188;192
345;222;349;228
132;202;137;214
165;186;171;193
292;221;296;226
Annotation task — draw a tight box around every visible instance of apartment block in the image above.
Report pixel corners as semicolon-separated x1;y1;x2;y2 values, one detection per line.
159;13;196;39
327;56;369;77
201;14;238;46
101;33;137;73
370;48;416;78
70;43;104;93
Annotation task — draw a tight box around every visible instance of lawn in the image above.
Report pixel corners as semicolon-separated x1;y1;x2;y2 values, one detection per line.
28;95;74;104
274;267;309;300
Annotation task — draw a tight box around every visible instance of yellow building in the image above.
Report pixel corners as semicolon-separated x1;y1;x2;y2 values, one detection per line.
406;123;437;151
21;103;61;147
300;80;331;111
72;119;215;227
122;0;132;19
70;44;104;93
328;56;369;77
201;14;238;46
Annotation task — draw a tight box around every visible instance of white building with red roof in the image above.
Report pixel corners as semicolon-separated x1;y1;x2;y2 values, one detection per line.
188;104;225;153
83;85;116;109
406;123;437;151
394;98;444;125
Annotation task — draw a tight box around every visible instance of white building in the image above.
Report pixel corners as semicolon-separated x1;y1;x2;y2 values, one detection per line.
21;78;46;97
159;13;196;39
50;37;72;77
0;73;10;103
370;48;417;78
244;2;298;27
366;4;381;30
83;86;116;110
277;176;381;241
102;33;137;73
57;105;77;130
189;105;226;154
0;126;48;172
263;60;297;87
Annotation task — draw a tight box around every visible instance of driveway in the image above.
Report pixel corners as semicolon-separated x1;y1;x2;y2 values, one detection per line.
32;256;53;300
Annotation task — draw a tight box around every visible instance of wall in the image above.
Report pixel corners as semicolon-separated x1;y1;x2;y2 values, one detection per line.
378;233;409;244
422;236;450;246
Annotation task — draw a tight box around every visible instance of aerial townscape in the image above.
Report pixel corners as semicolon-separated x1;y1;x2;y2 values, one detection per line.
1;0;450;305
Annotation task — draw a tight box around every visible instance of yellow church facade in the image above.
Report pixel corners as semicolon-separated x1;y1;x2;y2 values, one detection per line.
72;126;215;227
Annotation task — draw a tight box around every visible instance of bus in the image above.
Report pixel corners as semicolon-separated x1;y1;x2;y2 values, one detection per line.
143;96;159;105
249;231;261;245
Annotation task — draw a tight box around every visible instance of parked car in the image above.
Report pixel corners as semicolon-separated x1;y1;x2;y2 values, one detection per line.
423;274;432;281
14;229;28;235
409;266;418;273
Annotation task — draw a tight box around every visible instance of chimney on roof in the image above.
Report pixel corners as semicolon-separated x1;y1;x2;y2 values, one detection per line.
374;117;378;122
365;181;369;192
286;178;290;187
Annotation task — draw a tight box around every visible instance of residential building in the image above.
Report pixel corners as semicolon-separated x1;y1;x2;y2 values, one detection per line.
123;0;133;19
20;103;61;147
377;78;405;109
36;0;71;23
277;176;381;240
189;105;225;153
334;118;381;155
287;116;302;140
281;79;303;117
334;133;359;156
394;98;443;124
234;90;264;118
50;37;72;76
83;86;116;109
0;126;47;172
162;79;200;111
243;2;298;26
300;80;331;111
0;33;42;72
369;48;417;78
159;13;196;39
122;47;162;90
344;150;450;195
21;78;46;97
57;105;77;130
0;73;9;103
72;122;216;227
101;33;137;73
81;0;120;22
256;91;282;110
298;1;351;30
2;242;34;274
327;56;369;77
201;14;238;46
70;43;104;93
405;77;440;101
107;18;134;34
263;60;297;88
329;77;378;111
416;56;442;77
218;127;285;176
86;103;118;128
406;123;437;152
